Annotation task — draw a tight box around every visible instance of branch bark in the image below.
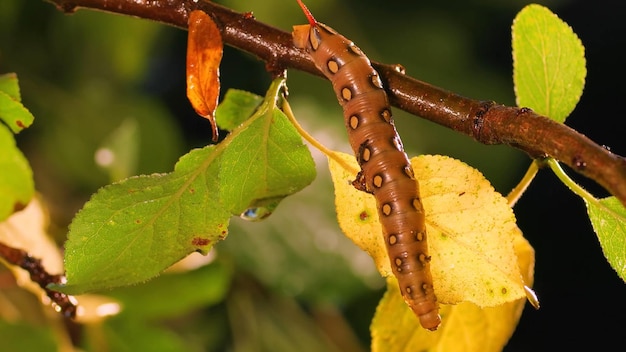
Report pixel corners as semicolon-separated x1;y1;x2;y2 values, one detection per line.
46;0;626;207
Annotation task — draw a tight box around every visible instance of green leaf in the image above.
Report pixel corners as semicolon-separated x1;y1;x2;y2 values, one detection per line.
586;196;626;282
0;73;34;133
60;78;316;294
0;73;21;101
215;89;264;131
512;4;586;123
60;148;228;294
0;126;34;220
0;73;35;219
219;109;315;214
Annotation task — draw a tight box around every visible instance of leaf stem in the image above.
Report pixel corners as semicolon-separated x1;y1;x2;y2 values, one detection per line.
281;99;358;174
506;160;540;207
546;158;598;204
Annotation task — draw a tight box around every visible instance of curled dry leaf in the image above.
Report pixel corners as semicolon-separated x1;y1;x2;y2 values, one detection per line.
187;10;223;141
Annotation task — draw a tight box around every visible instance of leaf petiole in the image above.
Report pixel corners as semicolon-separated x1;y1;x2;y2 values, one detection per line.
281;98;358;175
546;158;598;205
507;160;541;207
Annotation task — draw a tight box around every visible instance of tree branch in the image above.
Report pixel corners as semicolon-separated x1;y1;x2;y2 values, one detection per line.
46;0;626;207
0;241;77;318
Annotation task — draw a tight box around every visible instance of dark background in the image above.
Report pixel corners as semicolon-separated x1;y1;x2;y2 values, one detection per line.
1;0;625;350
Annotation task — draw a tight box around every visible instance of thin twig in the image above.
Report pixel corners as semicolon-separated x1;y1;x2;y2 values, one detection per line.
0;241;77;318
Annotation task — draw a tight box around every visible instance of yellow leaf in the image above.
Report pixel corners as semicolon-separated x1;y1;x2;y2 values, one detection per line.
329;152;536;349
417;154;528;306
329;152;532;306
329;152;390;276
371;232;534;351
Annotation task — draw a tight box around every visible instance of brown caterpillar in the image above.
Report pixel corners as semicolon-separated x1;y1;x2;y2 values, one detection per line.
293;0;440;330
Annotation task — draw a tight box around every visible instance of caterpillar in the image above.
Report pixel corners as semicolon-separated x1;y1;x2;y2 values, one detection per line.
292;0;441;330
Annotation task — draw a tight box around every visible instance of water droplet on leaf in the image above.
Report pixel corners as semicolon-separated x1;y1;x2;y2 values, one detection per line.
240;207;272;221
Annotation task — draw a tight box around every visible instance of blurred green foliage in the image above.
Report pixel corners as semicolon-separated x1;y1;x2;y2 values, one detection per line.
0;0;577;351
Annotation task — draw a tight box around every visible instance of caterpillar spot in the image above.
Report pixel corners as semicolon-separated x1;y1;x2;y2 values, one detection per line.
388;234;398;245
370;72;384;89
418;253;430;265
412;198;422;211
395;257;404;271
382;203;392;216
380;108;392;123
347;42;363;56
373;174;384;188
327;58;339;73
360;144;372;163
309;27;321;50
349;115;359;129
403;165;415;179
341;87;353;101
